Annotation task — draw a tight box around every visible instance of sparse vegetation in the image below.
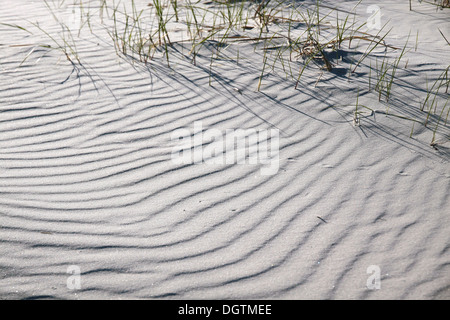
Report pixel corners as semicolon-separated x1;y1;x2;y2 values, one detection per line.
2;0;449;147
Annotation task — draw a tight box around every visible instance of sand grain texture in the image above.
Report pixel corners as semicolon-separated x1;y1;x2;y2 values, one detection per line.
0;0;449;299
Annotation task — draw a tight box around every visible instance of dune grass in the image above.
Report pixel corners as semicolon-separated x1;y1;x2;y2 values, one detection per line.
2;0;449;147
410;0;450;10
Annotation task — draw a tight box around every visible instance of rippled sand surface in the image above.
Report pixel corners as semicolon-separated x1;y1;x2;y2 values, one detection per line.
0;0;449;299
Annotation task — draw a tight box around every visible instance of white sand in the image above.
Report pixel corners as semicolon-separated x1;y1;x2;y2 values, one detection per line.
0;0;449;299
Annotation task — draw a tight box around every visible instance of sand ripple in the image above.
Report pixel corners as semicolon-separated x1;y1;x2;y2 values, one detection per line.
0;0;449;299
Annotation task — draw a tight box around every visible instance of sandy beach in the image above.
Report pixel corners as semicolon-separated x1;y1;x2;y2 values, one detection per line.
0;0;449;300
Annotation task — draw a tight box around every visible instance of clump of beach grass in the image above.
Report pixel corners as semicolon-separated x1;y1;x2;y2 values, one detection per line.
410;0;450;10
2;0;448;148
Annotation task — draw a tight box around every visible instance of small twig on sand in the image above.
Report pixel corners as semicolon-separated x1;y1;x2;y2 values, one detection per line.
438;28;450;46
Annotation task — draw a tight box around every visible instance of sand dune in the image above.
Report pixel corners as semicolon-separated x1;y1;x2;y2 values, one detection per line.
0;0;449;299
